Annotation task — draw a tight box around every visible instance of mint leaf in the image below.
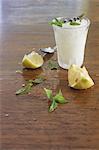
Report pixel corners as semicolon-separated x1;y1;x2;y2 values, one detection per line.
44;88;69;112
53;90;68;104
50;14;85;27
16;83;33;95
16;76;45;95
48;60;59;70
50;18;64;27
78;13;85;20
70;22;80;25
32;76;45;84
48;99;58;112
44;88;53;100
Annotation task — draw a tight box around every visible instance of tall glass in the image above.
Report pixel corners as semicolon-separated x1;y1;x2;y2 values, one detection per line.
53;18;90;69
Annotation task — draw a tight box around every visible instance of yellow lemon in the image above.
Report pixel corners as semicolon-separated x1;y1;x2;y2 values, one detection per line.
22;51;44;69
68;64;94;89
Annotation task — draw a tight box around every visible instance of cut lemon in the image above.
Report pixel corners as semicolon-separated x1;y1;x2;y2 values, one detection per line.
68;64;94;89
22;51;44;69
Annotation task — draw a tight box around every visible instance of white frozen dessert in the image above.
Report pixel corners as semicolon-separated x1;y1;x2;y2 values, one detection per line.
51;15;90;69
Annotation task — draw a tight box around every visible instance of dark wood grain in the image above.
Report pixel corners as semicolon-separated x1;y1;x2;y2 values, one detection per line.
0;0;99;150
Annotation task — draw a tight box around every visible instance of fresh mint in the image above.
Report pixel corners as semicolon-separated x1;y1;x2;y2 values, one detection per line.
32;76;46;84
50;13;85;27
53;90;68;104
48;60;59;70
16;82;33;95
16;76;45;95
50;18;64;27
68;13;85;26
48;99;58;112
44;88;53;99
78;13;85;20
70;22;80;26
44;88;69;112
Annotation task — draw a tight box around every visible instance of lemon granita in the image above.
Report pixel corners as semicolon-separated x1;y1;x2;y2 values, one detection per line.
51;14;90;69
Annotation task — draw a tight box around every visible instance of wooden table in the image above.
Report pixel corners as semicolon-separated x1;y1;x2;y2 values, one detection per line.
0;0;99;149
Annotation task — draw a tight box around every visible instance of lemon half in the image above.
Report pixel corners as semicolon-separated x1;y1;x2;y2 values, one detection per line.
22;51;44;69
68;64;94;89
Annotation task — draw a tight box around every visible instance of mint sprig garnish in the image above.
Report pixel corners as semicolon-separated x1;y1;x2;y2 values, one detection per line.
78;13;85;20
16;76;45;95
70;22;80;26
50;13;85;27
44;88;69;112
50;18;64;27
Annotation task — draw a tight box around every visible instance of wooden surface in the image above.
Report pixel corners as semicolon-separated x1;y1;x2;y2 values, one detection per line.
0;0;99;149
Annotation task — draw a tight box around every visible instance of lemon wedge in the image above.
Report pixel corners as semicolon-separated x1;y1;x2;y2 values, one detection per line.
22;51;44;69
68;64;94;89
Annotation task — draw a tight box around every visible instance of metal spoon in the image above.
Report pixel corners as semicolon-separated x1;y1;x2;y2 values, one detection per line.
37;46;57;57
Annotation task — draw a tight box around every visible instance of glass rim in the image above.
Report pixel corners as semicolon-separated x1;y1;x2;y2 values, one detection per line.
53;17;90;30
